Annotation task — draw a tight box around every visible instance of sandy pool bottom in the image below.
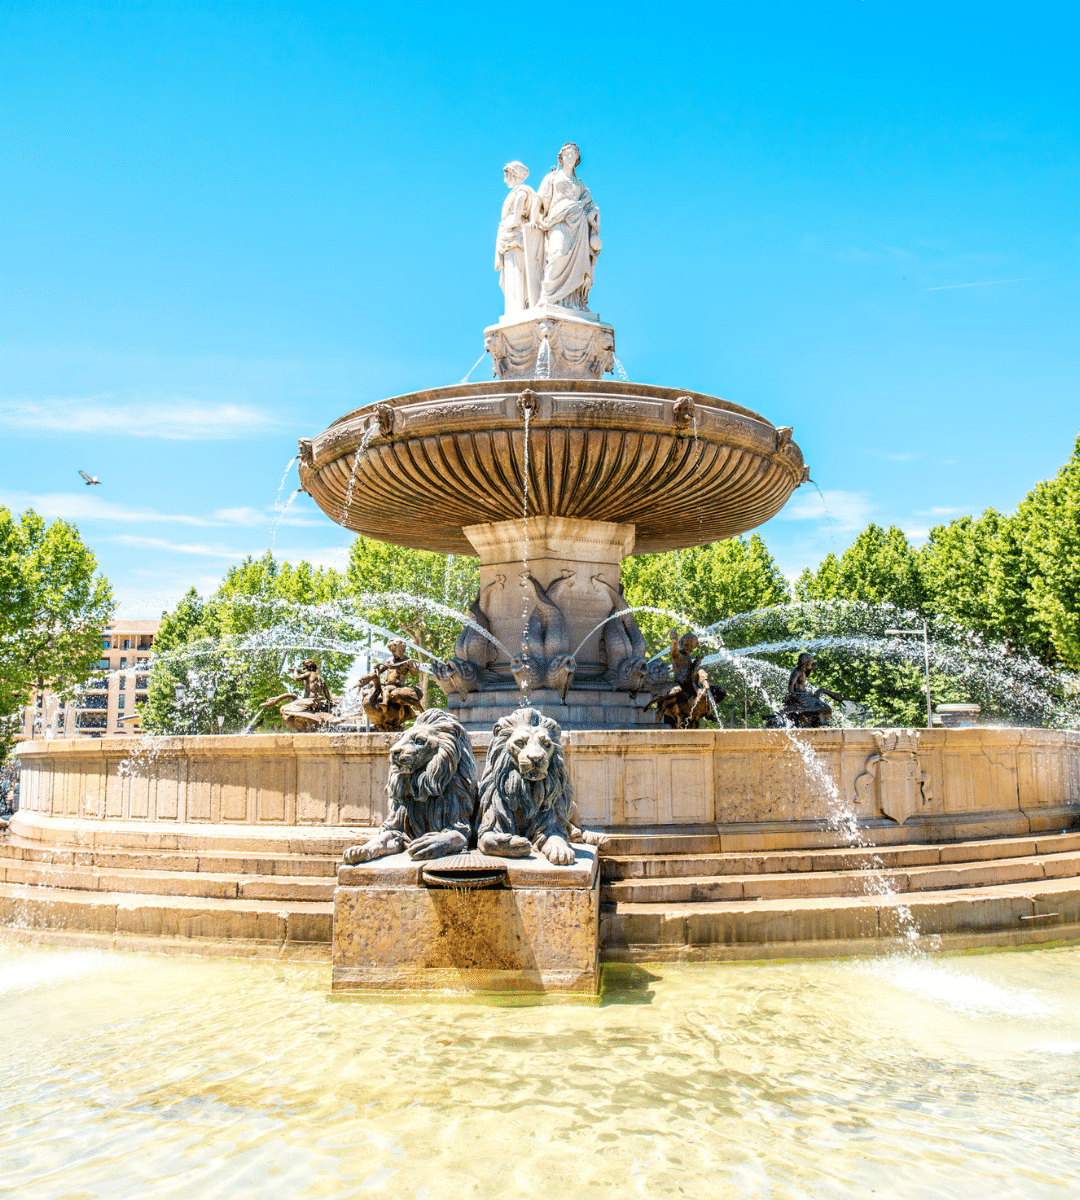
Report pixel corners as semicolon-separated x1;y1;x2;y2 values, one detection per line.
2;938;1079;1199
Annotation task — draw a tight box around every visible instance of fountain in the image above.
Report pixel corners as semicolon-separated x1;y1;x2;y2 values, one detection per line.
4;146;1080;987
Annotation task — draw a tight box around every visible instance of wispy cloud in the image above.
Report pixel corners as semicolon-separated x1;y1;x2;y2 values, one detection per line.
914;506;970;516
0;490;321;528
923;276;1050;292
106;535;255;559
0;396;284;439
865;450;918;462
778;489;874;531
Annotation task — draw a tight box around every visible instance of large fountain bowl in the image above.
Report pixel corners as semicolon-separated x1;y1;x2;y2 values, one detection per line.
298;380;808;554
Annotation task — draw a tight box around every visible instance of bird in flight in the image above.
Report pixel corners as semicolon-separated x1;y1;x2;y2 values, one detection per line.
78;470;102;486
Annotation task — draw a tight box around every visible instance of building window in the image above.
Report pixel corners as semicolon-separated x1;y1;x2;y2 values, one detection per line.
123;639;130;650
120;657;127;669
118;695;125;709
102;636;111;650
118;676;125;690
95;658;110;671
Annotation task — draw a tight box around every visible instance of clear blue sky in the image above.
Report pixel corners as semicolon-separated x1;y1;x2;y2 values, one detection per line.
2;2;1077;616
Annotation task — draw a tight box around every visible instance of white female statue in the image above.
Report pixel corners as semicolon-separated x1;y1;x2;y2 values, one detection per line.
495;161;542;316
533;142;602;311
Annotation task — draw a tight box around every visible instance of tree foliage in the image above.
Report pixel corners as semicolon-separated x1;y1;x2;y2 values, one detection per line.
345;537;480;704
794;434;1080;672
0;507;113;760
144;544;482;731
142;554;352;734
622;535;790;650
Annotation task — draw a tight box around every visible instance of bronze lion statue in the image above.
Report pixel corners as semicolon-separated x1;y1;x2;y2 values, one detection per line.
477;707;600;866
342;709;477;864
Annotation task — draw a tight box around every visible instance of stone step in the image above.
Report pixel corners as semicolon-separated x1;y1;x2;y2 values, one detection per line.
6;813;372;856
0;835;342;878
602;875;1080;961
0;860;337;901
0;880;333;954
602;851;1080;904
601;830;1080;880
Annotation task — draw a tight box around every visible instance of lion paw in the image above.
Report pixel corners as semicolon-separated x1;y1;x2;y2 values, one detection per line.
479;831;534;859
407;831;467;861
541;836;575;866
343;833;403;864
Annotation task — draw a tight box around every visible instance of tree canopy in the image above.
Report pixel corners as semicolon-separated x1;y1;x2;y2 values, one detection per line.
0;507;113;760
622;534;790;649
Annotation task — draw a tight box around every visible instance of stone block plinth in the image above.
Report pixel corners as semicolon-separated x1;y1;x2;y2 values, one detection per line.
484;309;614;380
331;846;599;996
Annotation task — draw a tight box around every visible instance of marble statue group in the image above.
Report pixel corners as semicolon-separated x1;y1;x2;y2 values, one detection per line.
495;142;602;316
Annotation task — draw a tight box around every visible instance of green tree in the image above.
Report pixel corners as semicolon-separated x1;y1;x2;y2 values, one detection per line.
796;524;924;611
1011;435;1080;668
622;534;790;650
345;537;480;703
918;510;1004;635
0;507;113;760
143;554;354;734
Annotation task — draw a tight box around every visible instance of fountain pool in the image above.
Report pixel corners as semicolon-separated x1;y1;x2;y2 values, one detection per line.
4;937;1080;1198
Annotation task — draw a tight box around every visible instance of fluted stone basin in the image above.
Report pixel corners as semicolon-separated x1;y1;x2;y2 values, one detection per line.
298;379;807;554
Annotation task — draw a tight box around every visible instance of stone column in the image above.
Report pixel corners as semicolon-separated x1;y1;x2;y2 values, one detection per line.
462;516;635;677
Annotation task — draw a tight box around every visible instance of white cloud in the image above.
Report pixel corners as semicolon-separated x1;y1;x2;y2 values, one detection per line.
923;276;1049;292
778;489;874;531
106;534;350;569
903;526;931;542
0;491;321;529
0;396;284;440
106;535;257;559
865;450;918;462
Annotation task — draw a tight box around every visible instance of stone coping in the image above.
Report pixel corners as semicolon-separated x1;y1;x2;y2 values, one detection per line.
17;727;1078;758
338;845;597;889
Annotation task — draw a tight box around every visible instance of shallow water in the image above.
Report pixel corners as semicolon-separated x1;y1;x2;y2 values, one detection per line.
2;941;1079;1199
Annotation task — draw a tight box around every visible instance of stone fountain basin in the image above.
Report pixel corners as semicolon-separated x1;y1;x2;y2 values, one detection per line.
298;380;808;553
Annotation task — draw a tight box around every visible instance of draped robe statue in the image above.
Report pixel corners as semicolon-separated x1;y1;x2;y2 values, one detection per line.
533;142;601;311
495;162;542;315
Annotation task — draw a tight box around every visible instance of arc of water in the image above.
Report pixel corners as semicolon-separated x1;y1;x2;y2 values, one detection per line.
571;605;717;661
459;352;487;384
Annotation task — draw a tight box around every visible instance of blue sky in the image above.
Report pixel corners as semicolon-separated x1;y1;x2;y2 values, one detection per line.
2;2;1077;616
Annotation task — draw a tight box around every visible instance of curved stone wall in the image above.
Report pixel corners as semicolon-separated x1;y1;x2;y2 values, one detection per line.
14;727;1080;849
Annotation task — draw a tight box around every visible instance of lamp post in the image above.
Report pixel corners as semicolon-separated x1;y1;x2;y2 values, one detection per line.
885;620;932;729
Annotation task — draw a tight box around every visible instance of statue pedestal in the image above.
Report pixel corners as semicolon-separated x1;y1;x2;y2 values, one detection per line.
463;516;635;680
484;309;615;380
331;847;599;996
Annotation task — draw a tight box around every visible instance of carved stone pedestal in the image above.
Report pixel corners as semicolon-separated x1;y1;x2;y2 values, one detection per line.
448;689;656;731
464;516;635;675
332;846;599;996
484;308;615;381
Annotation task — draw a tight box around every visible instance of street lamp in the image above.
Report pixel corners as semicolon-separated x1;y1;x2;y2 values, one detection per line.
885;620;932;729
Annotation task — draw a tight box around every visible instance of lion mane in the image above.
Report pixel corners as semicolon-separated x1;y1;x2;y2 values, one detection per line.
477;707;574;850
381;708;477;847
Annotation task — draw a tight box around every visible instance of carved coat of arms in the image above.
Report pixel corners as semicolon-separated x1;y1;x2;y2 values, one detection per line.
853;731;933;825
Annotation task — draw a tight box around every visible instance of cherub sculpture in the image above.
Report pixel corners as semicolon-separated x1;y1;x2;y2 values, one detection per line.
644;629;727;729
358;639;426;732
766;653;844;729
249;658;339;733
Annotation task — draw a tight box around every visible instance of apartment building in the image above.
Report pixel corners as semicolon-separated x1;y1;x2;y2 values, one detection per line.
18;619;162;740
